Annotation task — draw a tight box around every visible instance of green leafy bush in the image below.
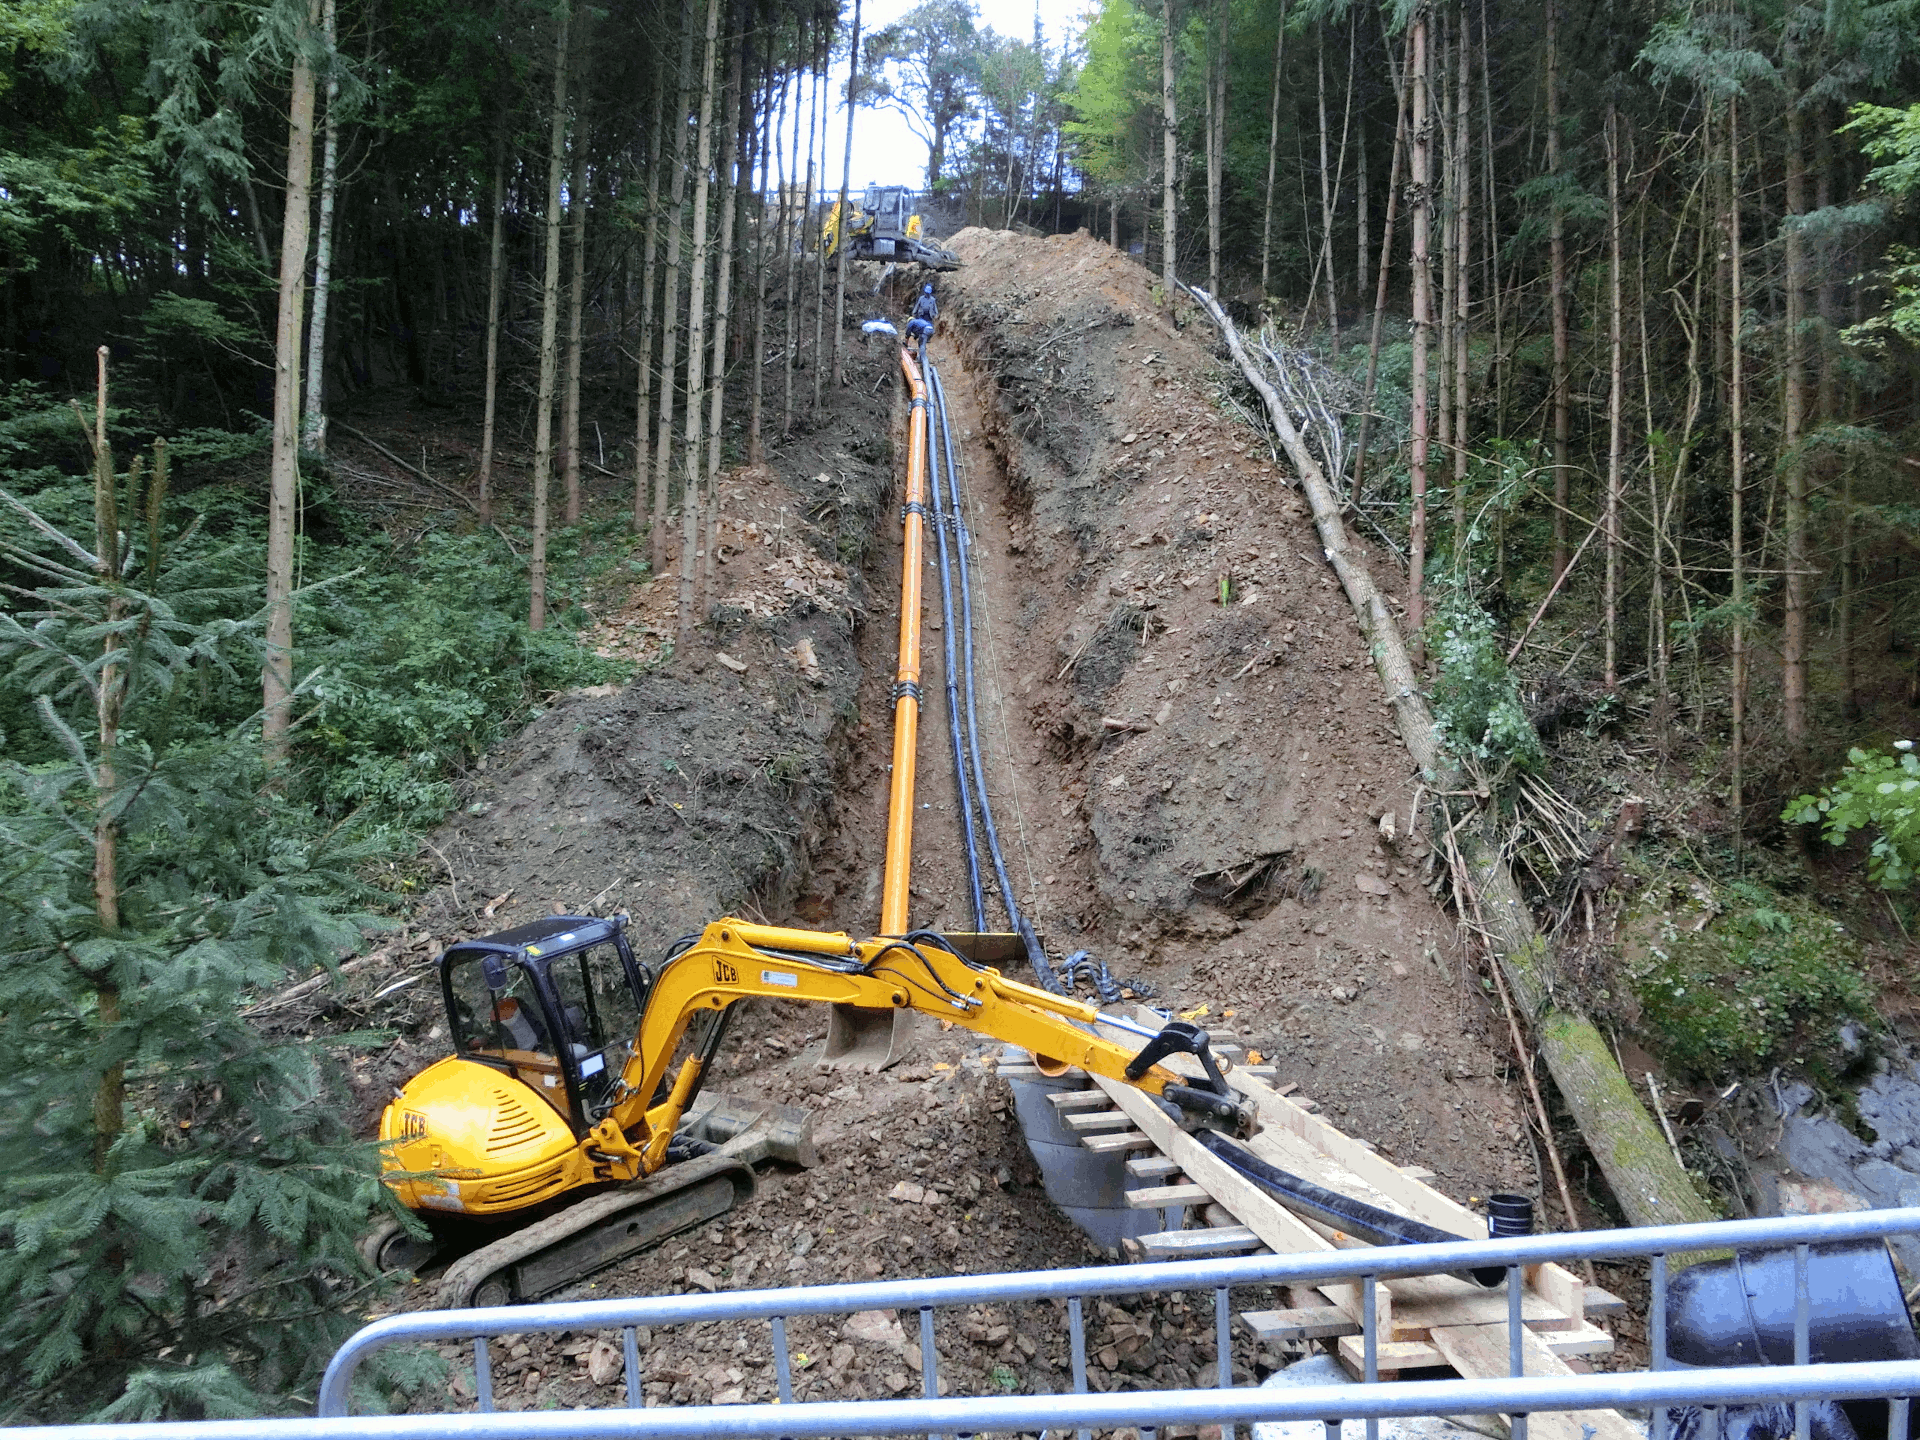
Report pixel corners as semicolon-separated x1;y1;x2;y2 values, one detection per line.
297;529;629;830
1425;593;1544;775
1629;882;1873;1079
1786;742;1920;890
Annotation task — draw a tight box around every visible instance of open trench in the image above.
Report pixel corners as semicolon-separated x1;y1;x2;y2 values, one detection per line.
380;231;1574;1413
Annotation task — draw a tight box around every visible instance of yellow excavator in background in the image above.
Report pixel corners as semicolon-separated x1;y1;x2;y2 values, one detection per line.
367;347;1245;1307
822;184;962;270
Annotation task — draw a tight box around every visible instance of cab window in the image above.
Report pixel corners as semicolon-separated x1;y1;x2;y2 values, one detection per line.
547;941;644;1111
446;952;568;1106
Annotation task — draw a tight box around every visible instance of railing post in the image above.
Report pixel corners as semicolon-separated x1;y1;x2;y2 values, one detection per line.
1363;1273;1380;1440
1651;1252;1669;1440
622;1324;642;1408
1509;1264;1527;1440
1794;1243;1812;1440
472;1336;494;1414
1070;1294;1091;1440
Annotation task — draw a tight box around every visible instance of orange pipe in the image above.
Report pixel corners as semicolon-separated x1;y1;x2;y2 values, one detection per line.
880;347;929;935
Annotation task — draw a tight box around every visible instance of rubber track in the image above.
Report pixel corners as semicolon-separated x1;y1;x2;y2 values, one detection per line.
437;1150;755;1307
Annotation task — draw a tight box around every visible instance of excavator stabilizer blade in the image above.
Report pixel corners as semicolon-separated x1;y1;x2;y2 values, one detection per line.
680;1091;820;1168
819;1002;918;1070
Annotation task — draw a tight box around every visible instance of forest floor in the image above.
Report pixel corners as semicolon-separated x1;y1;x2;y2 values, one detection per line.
307;228;1636;1416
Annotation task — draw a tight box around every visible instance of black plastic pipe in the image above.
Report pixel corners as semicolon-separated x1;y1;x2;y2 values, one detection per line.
1196;1131;1506;1287
921;356;989;929
926;360;1059;992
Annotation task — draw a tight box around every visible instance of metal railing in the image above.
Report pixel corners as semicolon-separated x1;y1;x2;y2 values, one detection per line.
10;1209;1920;1440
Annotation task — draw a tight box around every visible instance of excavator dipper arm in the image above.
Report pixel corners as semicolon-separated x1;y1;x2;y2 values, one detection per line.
607;919;1255;1171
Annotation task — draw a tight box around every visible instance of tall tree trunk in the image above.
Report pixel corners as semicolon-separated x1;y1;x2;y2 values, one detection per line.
678;0;722;639
1478;0;1505;431
89;349;125;1173
1259;0;1287;295
264;0;322;758
651;12;698;573
702;15;751;612
1161;0;1179;286
1315;25;1336;339
811;41;830;413
479;137;507;526
706;27;749;483
529;0;572;631
1450;4;1469;552
829;0;861;389
1728;99;1747;849
300;0;340;455
1352;38;1408;502
1356;105;1369;307
1408;5;1431;640
750;67;773;466
1603;101;1623;692
562;114;590;527
783;44;811;435
1206;0;1225;296
1546;0;1570;583
1639;217;1672;753
633;80;666;532
1782;105;1809;741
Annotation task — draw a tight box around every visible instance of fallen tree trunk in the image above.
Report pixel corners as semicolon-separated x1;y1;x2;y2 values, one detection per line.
1188;285;1716;1235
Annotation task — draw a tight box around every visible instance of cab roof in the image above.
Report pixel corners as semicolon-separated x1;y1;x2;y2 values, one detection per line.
448;913;622;957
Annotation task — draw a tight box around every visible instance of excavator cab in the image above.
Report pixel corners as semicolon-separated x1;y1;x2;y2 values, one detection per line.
440;915;647;1132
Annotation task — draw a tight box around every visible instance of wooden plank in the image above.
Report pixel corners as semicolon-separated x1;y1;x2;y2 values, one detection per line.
1583;1284;1629;1316
1136;1226;1265;1259
1239;1065;1277;1078
994;1064;1045;1080
1046;1088;1113;1111
1086;1071;1383;1337
1539;1321;1615;1359
1118;1010;1588;1329
1400;1166;1436;1180
1064;1110;1138;1133
1239;1305;1362;1342
1380;1273;1576;1338
1081;1129;1155;1153
1335;1335;1445;1374
1126;1155;1183;1179
1427;1323;1641;1440
1126;1183;1210;1209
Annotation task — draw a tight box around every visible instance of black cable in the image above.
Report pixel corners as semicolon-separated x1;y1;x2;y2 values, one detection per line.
926;360;1063;996
921;360;989;930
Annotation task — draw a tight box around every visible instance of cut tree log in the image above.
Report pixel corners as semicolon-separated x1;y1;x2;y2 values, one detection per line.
1186;285;1716;1238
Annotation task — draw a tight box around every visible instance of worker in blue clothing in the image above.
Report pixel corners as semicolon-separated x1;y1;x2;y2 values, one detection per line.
905;282;937;353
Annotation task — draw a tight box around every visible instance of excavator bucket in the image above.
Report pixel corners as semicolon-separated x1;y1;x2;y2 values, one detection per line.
820;1003;918;1070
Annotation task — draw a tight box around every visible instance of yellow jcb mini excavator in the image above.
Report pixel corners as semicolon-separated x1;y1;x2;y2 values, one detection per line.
370;346;1250;1307
372;916;1254;1306
822;184;962;270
